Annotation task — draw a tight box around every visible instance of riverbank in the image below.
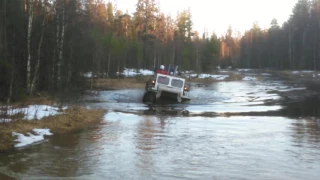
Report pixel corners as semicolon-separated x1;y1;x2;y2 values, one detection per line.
0;104;105;152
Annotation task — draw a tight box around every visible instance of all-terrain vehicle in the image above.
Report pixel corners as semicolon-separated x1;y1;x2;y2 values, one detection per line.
142;66;190;104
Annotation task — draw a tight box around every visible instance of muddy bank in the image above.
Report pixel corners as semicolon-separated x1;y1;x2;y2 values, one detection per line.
0;107;105;152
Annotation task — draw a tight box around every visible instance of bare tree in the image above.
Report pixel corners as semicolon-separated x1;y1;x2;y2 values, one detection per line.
57;1;65;89
26;0;34;93
31;2;47;94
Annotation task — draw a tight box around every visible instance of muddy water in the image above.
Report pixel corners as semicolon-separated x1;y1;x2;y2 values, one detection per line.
1;73;320;179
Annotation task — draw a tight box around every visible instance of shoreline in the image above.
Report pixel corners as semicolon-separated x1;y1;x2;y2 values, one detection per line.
0;106;105;152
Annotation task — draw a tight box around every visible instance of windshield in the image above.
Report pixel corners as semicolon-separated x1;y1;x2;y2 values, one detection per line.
157;76;170;85
171;79;183;88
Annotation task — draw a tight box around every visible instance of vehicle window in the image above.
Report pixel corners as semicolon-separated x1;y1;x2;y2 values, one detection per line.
171;79;183;88
157;76;170;85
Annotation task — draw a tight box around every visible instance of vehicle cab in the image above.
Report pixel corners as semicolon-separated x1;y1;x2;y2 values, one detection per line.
146;72;190;103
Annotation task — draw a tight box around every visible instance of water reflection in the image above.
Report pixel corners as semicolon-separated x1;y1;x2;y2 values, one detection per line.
1;113;320;179
2;73;320;179
291;118;320;144
284;95;320;117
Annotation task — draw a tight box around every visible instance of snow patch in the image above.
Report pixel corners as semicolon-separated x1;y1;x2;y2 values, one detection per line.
187;74;198;78
1;105;66;122
12;128;53;148
292;70;315;74
242;76;257;81
83;72;95;78
119;68;154;77
197;74;229;80
237;69;252;72
212;75;229;80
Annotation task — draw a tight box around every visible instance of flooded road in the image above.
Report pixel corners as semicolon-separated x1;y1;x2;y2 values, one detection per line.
1;72;320;179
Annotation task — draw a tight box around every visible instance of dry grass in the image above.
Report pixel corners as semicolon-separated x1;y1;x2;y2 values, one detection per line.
91;76;151;90
0;107;105;152
7;94;60;108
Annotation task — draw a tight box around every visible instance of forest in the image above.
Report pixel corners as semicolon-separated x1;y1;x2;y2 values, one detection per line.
0;0;319;102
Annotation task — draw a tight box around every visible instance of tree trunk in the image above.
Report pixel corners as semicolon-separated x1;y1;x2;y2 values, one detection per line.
7;29;15;104
67;41;73;84
31;14;46;95
57;6;65;89
301;27;307;69
288;29;292;70
153;50;156;67
172;45;175;65
53;3;60;91
3;0;7;63
107;51;110;78
314;43;317;71
318;5;320;72
26;0;34;93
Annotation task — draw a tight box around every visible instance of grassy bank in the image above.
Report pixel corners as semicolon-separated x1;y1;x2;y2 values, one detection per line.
90;76;150;90
0;107;105;152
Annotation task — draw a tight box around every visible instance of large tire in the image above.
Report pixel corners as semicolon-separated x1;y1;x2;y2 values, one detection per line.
145;81;149;91
142;91;156;104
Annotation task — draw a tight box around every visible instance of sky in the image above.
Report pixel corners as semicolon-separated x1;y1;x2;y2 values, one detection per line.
112;0;298;37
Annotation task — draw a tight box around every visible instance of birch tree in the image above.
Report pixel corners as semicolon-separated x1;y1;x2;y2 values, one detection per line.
30;0;47;94
26;0;34;93
57;0;65;89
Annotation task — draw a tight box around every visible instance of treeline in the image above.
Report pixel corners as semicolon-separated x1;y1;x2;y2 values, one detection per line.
0;0;220;102
228;0;320;70
1;0;320;102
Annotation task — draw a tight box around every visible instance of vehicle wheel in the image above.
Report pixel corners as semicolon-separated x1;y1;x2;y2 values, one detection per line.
142;92;156;104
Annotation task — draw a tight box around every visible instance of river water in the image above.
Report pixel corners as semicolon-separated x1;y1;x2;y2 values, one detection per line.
1;72;320;180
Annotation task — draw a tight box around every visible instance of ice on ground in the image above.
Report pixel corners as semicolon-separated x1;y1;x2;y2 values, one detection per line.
83;72;96;78
242;76;257;81
237;69;252;72
120;68;154;77
211;75;229;80
138;69;154;76
1;105;66;121
292;70;315;74
187;74;198;78
12;128;53;148
198;74;212;78
197;74;229;80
